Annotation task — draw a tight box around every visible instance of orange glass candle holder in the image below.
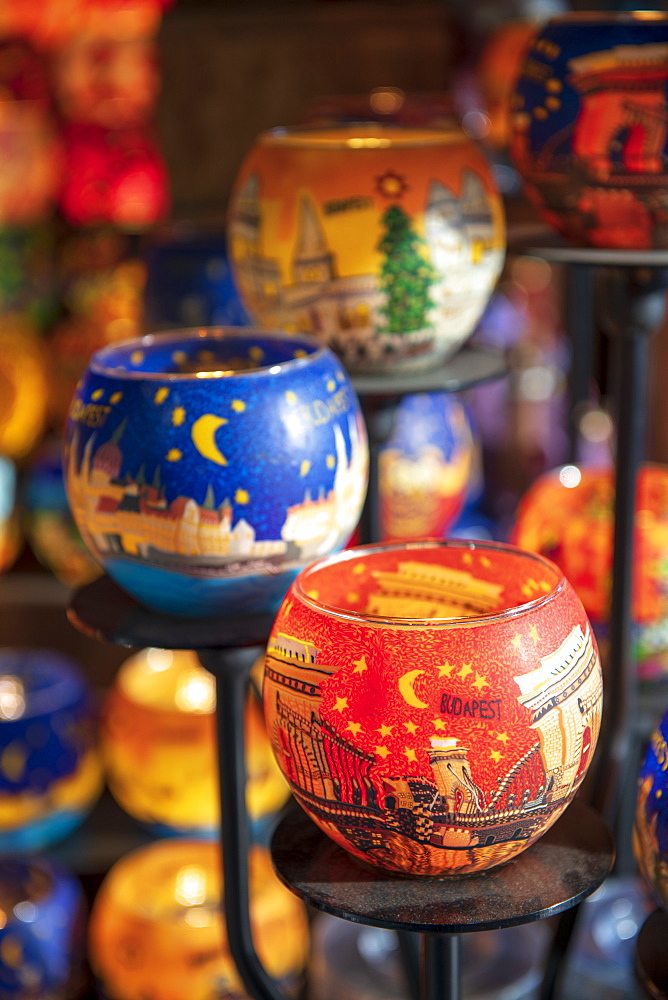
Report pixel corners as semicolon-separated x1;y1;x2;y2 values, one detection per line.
263;539;602;876
88;840;310;1000
228;124;505;374
510;464;668;627
101;648;289;836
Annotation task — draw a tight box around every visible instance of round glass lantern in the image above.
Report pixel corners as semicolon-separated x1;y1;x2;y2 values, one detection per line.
0;856;85;999
510;12;668;249
263;539;602;876
510;463;668;680
378;392;475;541
88;840;310;1000
227;124;505;374
100;647;289;836
0;317;49;461
634;709;668;911
0;649;103;854
64;327;368;617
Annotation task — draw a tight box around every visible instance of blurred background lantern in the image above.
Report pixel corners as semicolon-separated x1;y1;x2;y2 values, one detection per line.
0;648;103;853
0;317;49;462
0;457;21;574
378;392;475;541
142;222;251;331
510;463;668;681
88;840;310;1000
100;648;290;837
58;124;169;231
0;856;86;1000
23;436;100;586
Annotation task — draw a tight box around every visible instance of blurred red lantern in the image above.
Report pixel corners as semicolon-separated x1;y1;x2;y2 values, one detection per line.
0;0;84;49
59;123;169;230
0;37;52;106
78;0;164;39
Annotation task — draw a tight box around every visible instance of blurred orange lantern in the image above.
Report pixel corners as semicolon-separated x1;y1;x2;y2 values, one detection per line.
510;464;668;626
0;317;49;460
0;0;84;50
100;648;290;836
88;840;310;1000
59;124;169;231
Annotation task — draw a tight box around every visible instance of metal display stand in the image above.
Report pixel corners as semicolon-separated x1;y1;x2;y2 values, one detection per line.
516;235;668;999
65;341;619;1000
636;909;668;1000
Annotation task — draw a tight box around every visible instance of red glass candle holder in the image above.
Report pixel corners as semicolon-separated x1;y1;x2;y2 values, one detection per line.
263;539;602;876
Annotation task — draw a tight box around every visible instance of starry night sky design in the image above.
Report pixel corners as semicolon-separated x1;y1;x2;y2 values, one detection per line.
68;334;364;542
640;713;668;858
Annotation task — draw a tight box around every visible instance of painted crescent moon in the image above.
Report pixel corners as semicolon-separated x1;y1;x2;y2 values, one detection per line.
191;414;228;466
398;669;428;709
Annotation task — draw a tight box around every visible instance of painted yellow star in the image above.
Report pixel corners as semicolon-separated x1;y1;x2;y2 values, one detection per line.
472;672;489;692
539;580;551;592
166;448;182;462
285;391;297;404
91;388;104;401
172;406;186;427
197;350;216;365
437;662;456;678
249;346;264;363
511;634;523;651
154;387;170;404
294;349;307;359
307;589;319;600
529;624;540;644
375;746;390;759
403;720;418;734
231;400;246;413
376;724;393;737
235;489;249;504
346;721;363;736
490;750;503;763
495;731;509;744
172;350;187;366
300;460;311;476
480;556;491;568
130;350;144;365
462;552;473;566
110;392;123;404
432;718;447;731
458;663;473;680
404;747;417;762
353;656;368;674
326;454;335;469
346;592;360;604
352;563;366;575
326;379;336;392
334;697;348;712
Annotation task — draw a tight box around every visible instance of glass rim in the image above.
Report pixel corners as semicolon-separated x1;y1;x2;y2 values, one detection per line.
293;538;567;628
258;122;466;150
88;327;329;382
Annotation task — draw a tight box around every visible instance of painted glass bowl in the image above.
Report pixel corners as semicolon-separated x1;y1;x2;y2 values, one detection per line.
64;327;368;617
634;709;668;911
100;647;289;836
0;649;103;854
510;12;668;249
263;539;602;876
378;392;475;541
227;124;505;374
88;840;310;1000
510;464;668;680
0;856;85;999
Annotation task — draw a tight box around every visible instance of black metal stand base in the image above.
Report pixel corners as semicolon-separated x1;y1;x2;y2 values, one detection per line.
636;909;668;1000
271;802;614;1000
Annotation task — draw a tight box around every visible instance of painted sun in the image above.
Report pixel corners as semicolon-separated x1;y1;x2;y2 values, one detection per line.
375;170;409;198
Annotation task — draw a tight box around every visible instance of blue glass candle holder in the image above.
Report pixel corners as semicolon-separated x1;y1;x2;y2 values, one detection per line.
0;856;85;999
0;649;103;854
634;710;668;911
64;328;368;617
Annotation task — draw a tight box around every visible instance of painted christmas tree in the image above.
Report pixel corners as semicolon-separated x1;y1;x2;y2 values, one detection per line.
377;204;438;335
